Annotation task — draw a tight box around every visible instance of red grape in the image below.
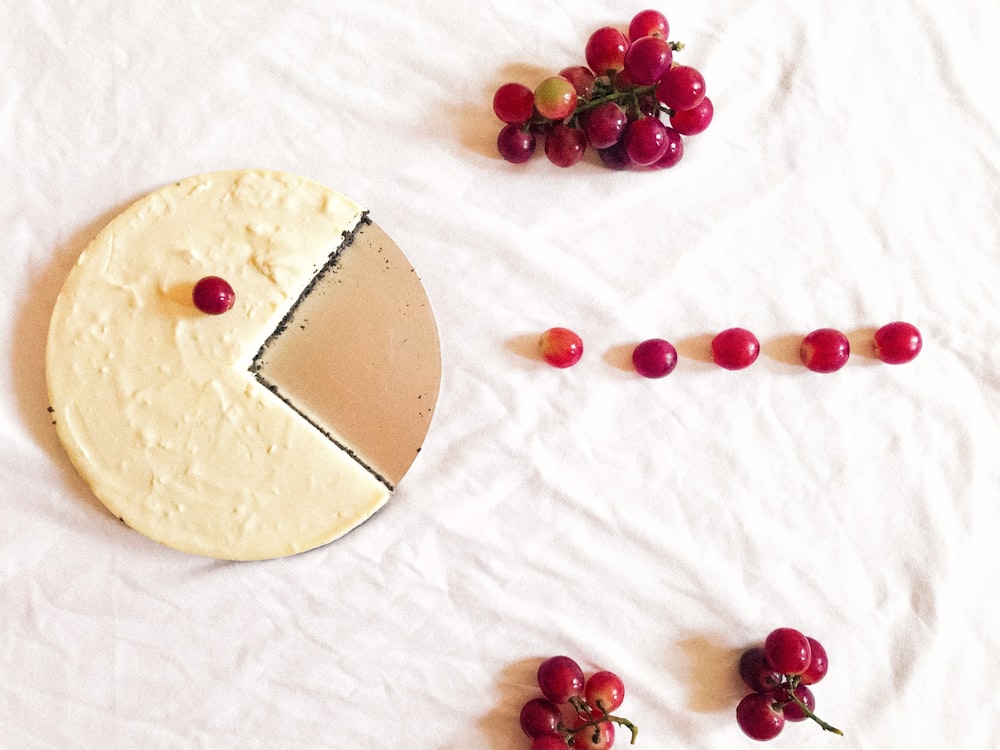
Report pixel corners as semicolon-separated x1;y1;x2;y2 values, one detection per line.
624;116;668;165
632;338;678;378
571;719;615;750
545;124;587;167
611;67;636;91
623;35;673;85
800;637;828;685
493;82;535;124
776;684;815;722
670;96;714;135
736;692;785;741
656;65;706;111
628;9;669;41
497;124;536;163
584;670;625;713
651;126;683;169
800;328;851;373
711;327;760;370
534;76;577;121
192;276;235;315
520;698;562;738
539;328;583;368
873;321;922;364
598;141;635;170
582;102;627;149
738;647;782;693
559;65;596;99
585;26;629;76
537;655;585;703
763;628;812;676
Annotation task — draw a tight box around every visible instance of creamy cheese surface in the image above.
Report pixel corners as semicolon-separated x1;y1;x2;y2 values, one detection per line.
46;170;392;560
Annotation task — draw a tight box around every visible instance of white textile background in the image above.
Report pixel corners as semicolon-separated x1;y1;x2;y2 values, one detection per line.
3;1;999;748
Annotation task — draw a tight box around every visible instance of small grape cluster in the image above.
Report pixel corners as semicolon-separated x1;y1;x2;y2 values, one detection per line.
736;628;842;741
493;9;712;170
519;656;638;750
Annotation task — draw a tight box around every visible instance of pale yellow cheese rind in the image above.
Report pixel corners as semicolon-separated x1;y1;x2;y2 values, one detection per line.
46;170;391;560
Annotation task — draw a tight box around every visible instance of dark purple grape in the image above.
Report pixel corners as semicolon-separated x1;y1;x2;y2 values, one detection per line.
582;102;627;149
544;124;587;167
519;697;562;738
738;647;782;693
537;655;584;704
598;141;635;170
632;339;678;378
497;124;536;163
651;127;683;168
624;116;668;165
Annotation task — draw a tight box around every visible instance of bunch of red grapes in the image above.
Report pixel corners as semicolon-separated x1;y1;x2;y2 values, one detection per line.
736;628;843;741
519;656;639;749
493;9;712;170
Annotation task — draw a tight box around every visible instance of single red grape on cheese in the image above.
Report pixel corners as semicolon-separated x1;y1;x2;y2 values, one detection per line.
192;276;235;315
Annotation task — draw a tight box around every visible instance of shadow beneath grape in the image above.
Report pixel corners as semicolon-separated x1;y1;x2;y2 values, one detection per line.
675;332;714;364
477;656;541;750
505;333;544;364
603;342;636;372
677;634;746;713
847;326;879;361
762;333;803;367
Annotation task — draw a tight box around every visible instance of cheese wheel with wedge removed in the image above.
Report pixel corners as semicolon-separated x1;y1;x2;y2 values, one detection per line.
46;170;440;560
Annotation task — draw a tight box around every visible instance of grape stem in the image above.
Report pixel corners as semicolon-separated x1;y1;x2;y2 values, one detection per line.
563;696;640;745
781;675;844;737
571;81;673;124
519;45;686;132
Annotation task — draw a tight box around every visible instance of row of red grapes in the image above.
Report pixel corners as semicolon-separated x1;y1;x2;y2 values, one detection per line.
493;10;712;170
539;322;923;373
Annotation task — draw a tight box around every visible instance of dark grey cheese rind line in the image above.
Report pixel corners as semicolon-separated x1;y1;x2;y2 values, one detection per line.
250;214;442;492
249;213;390;489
